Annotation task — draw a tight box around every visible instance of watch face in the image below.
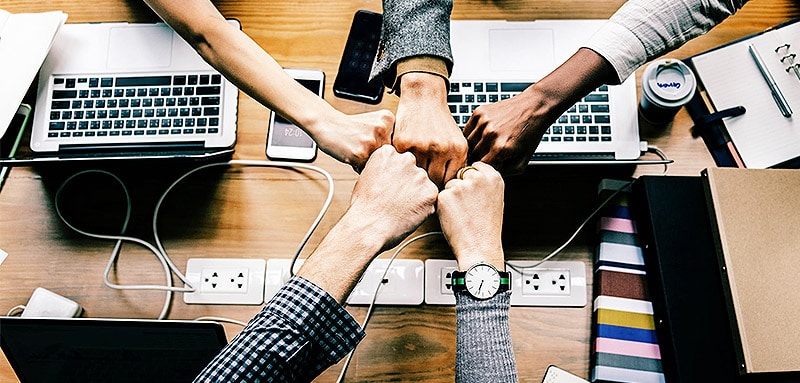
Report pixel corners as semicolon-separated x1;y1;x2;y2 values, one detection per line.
465;264;501;300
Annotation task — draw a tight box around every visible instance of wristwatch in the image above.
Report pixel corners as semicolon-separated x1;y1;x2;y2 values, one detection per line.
451;263;511;300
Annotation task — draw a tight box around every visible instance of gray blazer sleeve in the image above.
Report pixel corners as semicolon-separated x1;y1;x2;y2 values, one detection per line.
370;0;454;86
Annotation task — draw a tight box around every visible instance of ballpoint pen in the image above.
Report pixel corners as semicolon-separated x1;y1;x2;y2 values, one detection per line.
748;44;793;117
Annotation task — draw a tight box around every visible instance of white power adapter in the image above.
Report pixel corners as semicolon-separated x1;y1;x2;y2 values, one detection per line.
20;287;84;318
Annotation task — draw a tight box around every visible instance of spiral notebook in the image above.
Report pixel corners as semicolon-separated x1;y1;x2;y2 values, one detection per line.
687;18;800;169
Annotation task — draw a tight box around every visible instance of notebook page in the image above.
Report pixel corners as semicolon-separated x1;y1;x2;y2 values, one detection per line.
691;22;800;168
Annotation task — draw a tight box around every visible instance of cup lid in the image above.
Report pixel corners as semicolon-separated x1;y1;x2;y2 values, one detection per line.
642;59;696;107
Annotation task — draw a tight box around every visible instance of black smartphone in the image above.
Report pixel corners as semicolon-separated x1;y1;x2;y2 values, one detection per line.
333;10;384;104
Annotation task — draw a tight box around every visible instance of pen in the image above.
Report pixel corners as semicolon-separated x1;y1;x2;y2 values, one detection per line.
748;44;792;117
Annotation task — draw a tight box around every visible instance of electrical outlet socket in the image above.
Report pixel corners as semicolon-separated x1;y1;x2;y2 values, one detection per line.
346;259;424;305
424;259;458;305
425;259;587;307
264;258;424;305
508;260;586;307
183;258;266;305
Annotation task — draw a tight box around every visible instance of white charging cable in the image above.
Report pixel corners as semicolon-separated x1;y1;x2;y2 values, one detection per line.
54;160;334;320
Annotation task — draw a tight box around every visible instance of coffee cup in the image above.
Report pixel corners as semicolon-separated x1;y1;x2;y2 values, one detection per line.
639;58;696;124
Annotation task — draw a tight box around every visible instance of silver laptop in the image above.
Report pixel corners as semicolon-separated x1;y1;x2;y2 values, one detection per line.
449;20;641;162
28;21;239;161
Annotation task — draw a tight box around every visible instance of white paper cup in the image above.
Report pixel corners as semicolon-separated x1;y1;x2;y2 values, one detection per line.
639;59;696;124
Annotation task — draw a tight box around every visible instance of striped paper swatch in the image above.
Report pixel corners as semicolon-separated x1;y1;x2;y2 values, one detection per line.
590;184;666;383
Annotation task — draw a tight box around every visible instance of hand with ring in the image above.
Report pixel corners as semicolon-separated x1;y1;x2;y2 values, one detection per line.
438;162;505;270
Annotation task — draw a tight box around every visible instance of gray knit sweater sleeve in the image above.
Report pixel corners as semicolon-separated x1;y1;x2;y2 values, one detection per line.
370;0;454;86
455;291;518;383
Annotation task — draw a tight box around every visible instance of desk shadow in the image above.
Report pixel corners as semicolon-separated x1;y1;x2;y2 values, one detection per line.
501;164;635;249
36;161;227;243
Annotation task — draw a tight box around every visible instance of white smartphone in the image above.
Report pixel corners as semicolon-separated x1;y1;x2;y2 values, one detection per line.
266;68;323;162
542;365;590;383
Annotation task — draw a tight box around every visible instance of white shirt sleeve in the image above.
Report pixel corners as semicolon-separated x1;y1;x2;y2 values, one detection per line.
583;0;748;83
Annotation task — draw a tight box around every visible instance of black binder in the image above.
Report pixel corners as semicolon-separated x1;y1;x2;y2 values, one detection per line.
631;176;738;382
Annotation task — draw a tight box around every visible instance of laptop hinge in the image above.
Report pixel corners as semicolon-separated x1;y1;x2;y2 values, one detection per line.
58;142;206;155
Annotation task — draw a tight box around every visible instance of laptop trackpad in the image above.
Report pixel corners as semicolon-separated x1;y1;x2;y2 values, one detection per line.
489;28;554;78
108;25;173;69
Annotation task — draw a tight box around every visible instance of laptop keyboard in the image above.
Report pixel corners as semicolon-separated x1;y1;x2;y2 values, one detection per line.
46;73;223;141
447;81;613;143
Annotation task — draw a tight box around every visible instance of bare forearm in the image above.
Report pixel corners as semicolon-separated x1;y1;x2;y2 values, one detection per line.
525;48;616;123
144;0;335;130
297;208;386;303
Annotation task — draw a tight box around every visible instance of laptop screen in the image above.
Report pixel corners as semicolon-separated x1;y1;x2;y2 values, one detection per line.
0;317;227;383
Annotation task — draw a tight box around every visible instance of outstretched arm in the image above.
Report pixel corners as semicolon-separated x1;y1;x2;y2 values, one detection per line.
144;0;394;171
464;0;747;175
196;146;438;382
372;0;466;188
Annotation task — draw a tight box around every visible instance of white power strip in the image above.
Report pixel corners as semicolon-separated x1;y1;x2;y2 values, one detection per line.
425;259;587;307
264;258;424;305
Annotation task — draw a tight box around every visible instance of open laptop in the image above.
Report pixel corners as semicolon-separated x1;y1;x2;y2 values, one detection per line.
6;21;239;165
0;317;227;383
449;20;643;163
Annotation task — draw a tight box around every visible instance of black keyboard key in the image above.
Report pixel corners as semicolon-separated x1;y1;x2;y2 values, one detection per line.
66;78;76;88
51;101;70;109
200;75;210;85
89;78;99;87
53;90;77;99
116;76;172;87
49;122;65;131
196;86;221;96
211;74;221;84
595;115;611;124
500;82;531;92
101;78;113;87
474;83;484;92
203;107;219;116
201;97;220;106
188;75;198;85
584;93;609;102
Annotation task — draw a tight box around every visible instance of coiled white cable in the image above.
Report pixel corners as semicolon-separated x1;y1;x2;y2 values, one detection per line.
54;160;334;320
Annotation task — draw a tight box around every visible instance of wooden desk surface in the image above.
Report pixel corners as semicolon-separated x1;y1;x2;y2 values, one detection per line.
1;0;797;381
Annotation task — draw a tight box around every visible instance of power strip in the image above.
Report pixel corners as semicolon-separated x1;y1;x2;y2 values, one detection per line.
264;258;424;305
425;259;587;307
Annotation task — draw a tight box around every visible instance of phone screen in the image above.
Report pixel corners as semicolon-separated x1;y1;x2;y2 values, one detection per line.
333;10;384;104
270;79;319;149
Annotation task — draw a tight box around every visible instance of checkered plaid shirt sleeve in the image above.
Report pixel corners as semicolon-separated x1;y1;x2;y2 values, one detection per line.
194;276;365;382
